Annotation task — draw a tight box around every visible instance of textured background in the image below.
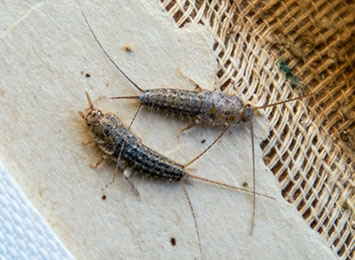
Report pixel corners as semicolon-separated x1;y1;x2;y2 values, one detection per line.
0;161;74;259
160;0;354;259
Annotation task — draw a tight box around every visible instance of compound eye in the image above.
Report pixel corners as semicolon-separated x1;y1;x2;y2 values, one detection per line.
242;104;254;122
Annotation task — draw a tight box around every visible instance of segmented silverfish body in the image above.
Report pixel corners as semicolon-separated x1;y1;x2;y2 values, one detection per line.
84;106;186;181
78;92;276;198
81;11;283;237
140;88;254;126
80;11;253;127
78;93;202;256
78;92;275;260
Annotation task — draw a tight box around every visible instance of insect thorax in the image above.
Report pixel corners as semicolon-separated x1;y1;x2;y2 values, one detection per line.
198;91;244;126
90;112;186;181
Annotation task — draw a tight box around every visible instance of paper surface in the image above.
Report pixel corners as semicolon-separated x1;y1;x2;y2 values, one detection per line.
0;1;338;259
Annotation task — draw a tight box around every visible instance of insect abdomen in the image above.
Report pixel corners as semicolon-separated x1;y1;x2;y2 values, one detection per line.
121;137;185;181
139;88;202;118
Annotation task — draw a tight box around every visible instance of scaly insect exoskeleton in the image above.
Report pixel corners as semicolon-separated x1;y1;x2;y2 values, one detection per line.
78;92;274;260
81;12;312;236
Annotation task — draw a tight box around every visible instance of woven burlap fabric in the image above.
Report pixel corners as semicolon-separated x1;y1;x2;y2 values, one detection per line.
160;0;354;259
